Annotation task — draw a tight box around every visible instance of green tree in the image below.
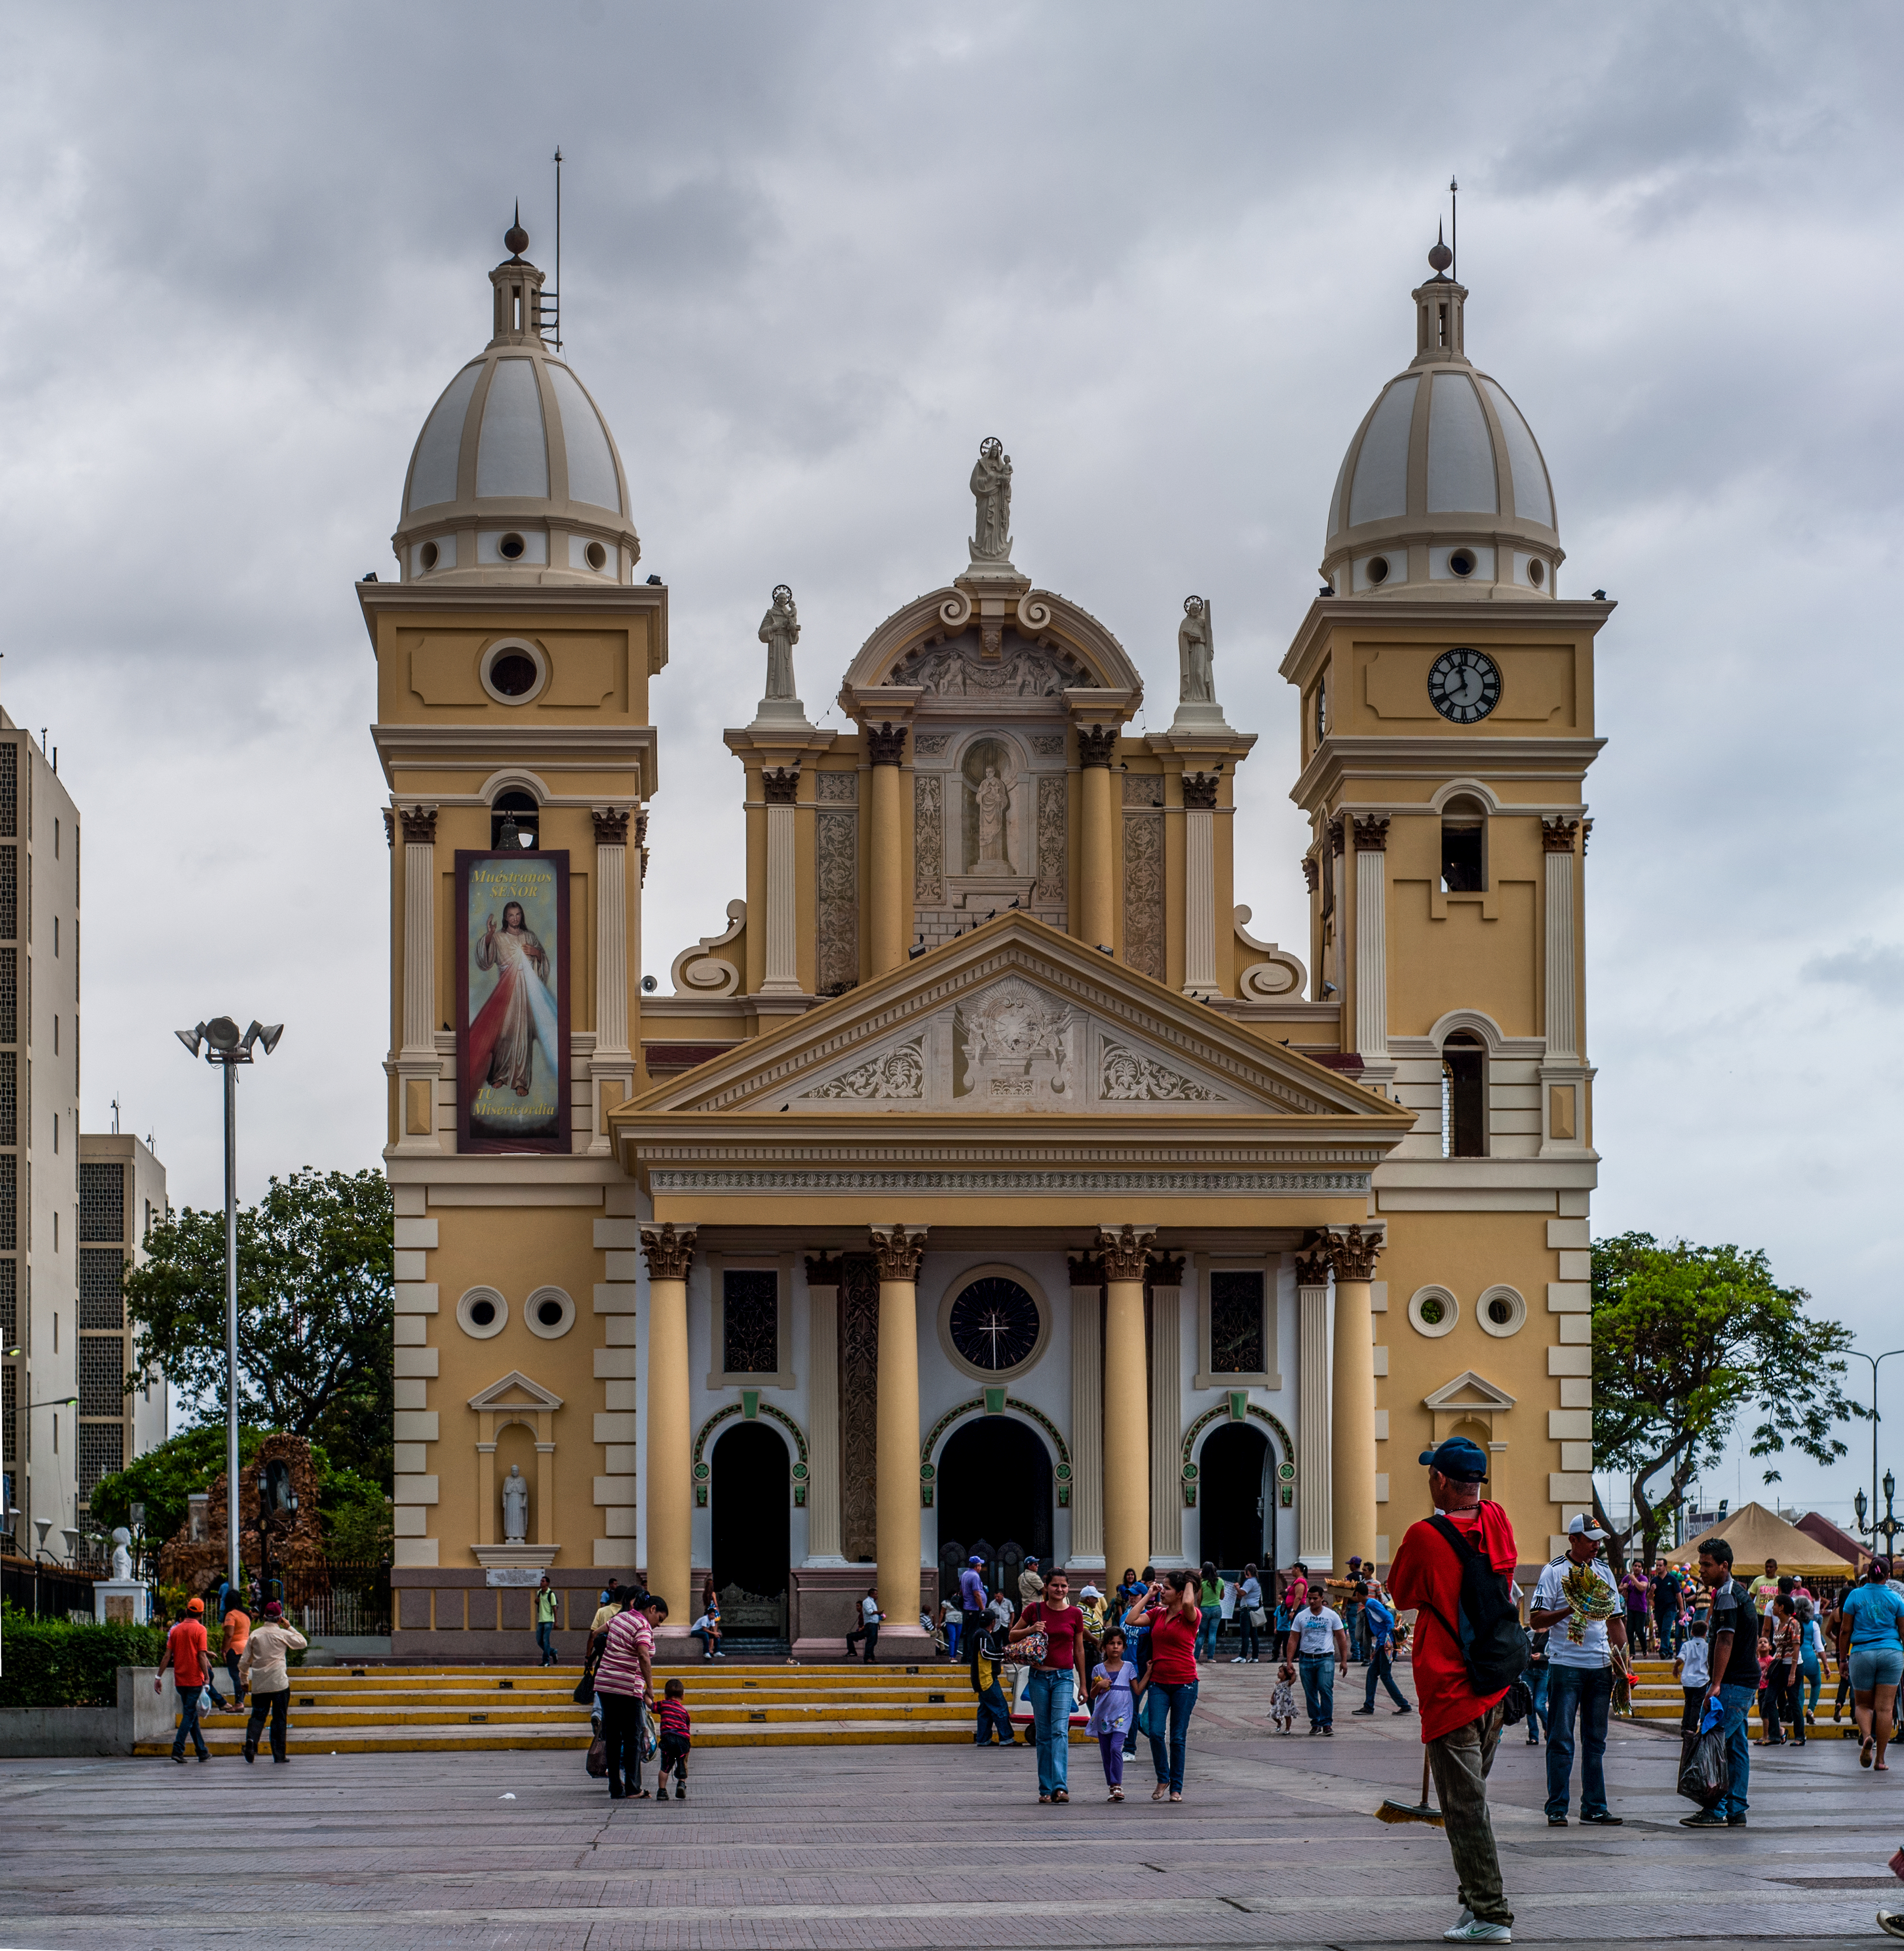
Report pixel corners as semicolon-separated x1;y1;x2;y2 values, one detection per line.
120;1168;393;1484
1589;1231;1866;1569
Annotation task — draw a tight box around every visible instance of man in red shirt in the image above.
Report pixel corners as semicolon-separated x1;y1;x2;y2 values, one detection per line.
1387;1437;1517;1944
155;1596;214;1764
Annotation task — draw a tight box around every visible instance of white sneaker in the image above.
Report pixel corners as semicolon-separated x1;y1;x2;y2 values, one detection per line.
1231;1656;1245;1664
1443;1923;1510;1944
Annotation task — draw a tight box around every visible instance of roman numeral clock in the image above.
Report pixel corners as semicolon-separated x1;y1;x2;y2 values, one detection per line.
1428;647;1501;724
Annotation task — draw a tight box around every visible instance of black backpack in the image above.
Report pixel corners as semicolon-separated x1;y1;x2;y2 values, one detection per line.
1421;1515;1531;1693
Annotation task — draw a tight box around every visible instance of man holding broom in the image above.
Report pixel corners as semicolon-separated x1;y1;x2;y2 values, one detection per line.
1388;1436;1519;1945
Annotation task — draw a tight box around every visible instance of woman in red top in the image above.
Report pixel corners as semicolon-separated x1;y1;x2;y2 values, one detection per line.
1010;1568;1088;1802
1123;1568;1202;1800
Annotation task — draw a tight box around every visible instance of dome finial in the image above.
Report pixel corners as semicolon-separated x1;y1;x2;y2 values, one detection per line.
505;199;529;259
1427;220;1452;275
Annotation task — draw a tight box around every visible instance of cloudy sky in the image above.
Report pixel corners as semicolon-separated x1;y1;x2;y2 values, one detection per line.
4;2;1899;1526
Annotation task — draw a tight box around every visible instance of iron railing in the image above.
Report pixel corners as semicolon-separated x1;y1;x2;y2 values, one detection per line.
0;1557;100;1620
279;1561;392;1637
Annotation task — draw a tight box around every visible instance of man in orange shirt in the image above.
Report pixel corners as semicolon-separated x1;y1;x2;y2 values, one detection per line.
220;1597;251;1711
1388;1437;1518;1945
156;1597;214;1764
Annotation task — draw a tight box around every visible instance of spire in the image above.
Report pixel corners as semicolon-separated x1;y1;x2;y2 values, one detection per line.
505;201;529;260
1409;226;1468;368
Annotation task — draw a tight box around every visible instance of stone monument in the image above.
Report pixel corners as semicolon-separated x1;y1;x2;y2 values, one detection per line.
502;1464;530;1545
749;583;811;728
968;437;1016;574
94;1524;151;1625
1168;594;1232;732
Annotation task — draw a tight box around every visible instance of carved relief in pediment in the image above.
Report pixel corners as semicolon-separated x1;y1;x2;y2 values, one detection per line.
887;629;1095;696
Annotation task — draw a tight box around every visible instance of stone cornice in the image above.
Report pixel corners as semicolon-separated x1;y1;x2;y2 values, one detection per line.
373;722;658;795
1289;735;1606;815
356;578;669;673
1278;594;1614;687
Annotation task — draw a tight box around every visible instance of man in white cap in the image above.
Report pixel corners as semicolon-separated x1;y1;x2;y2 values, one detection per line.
1529;1513;1628;1828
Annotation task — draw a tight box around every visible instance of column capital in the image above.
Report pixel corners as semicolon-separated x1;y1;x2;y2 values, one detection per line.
1096;1223;1157;1283
1542;817;1580;854
640;1221;698;1281
1292;1236;1334;1288
399;804;438;845
865;722;908;767
1351;814;1389;853
1182;772;1219;811
1300;853;1319;894
1066;1250;1105;1287
762;767;801;806
1077;725;1119;769
1327;814;1346;856
804;1251;843;1288
591;807;632;845
1323;1223;1383;1283
869;1224;927;1281
1148;1249;1185;1287
382;807;395;849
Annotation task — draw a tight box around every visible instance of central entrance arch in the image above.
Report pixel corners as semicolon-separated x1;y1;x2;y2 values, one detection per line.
936;1415;1052;1606
1199;1421;1270;1573
711;1422;790;1641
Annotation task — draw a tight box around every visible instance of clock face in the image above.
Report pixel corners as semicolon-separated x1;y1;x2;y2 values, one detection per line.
948;1277;1042;1373
1428;648;1501;724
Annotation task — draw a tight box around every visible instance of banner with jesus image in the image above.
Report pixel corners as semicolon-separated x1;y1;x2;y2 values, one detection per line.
456;851;570;1152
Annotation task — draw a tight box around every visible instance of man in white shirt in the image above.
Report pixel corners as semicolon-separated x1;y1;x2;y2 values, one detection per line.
845;1587;883;1663
1530;1514;1628;1827
1282;1588;1350;1734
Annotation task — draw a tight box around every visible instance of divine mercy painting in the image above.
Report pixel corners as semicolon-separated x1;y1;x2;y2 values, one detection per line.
456;851;570;1152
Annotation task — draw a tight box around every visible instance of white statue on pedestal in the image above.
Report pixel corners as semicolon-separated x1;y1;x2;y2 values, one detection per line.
750;584;811;727
974;768;1011;873
110;1527;133;1581
969;437;1014;565
1169;594;1232;732
502;1465;530;1545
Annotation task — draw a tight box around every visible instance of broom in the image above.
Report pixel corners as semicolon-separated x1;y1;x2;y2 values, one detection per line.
1376;1751;1443;1826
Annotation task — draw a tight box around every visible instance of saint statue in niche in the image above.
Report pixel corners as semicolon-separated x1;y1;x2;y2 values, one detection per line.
758;583;800;699
471;901;559;1097
970;436;1013;562
502;1464;530;1544
974;767;1011;873
1179;595;1215;703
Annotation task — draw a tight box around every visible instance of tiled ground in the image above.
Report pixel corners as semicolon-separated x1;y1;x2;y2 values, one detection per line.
0;1668;1898;1947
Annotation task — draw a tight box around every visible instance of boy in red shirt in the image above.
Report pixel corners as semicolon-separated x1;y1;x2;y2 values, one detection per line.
156;1597;213;1764
655;1676;691;1801
1387;1437;1517;1944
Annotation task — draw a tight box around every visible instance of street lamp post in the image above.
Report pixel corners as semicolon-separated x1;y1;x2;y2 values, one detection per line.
1849;1348;1904;1560
174;1017;282;1597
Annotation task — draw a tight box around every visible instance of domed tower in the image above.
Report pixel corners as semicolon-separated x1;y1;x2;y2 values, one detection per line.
363;219;666;1598
1279;233;1612;1577
392;213;640;586
1321;237;1561;601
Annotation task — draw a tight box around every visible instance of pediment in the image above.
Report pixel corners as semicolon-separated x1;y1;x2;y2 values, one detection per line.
840;586;1144;696
1423;1371;1518;1413
469;1370;565;1412
622;913;1401;1126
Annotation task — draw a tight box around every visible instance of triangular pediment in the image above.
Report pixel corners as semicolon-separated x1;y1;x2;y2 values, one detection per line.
1423;1371;1518;1413
469;1370;565;1412
621;913;1402;1125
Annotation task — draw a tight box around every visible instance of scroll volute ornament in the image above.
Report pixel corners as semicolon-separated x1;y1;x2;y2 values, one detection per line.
1292;1238;1334;1288
399;805;439;845
1351;815;1390;853
865;722;908;767
640;1222;698;1281
1542;817;1580;854
1096;1223;1157;1283
1323;1223;1383;1283
591;807;632;845
1181;773;1219;811
869;1224;927;1282
1077;725;1119;769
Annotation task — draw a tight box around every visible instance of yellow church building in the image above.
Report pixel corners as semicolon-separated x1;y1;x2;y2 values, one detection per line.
365;220;1606;1659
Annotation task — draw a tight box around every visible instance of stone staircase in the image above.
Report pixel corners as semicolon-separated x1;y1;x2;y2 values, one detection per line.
1623;1658;1857;1739
139;1661;1087;1755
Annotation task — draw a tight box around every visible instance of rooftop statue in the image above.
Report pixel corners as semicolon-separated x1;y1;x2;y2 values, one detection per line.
969;437;1014;565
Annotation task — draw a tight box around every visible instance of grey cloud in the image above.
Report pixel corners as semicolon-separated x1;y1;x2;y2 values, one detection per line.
1803;940;1904;1003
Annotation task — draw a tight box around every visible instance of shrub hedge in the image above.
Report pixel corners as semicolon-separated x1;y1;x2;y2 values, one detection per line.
0;1610;166;1709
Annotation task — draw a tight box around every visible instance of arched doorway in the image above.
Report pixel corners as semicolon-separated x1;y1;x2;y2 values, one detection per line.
1199;1421;1270;1573
937;1416;1052;1605
711;1422;790;1642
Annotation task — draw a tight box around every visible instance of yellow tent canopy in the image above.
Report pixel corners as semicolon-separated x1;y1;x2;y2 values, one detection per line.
1665;1500;1856;1579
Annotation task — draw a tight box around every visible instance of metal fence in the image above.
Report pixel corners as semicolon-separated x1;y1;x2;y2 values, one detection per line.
279;1562;392;1637
0;1557;100;1620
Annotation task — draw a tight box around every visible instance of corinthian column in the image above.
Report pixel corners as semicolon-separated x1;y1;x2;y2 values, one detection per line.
870;1224;932;1658
1294;1237;1334;1568
396;805;440;1150
640;1222;697;1627
805;1254;844;1562
760;769;802;995
1182;775;1218;999
591;808;636;1150
866;724;909;975
1078;726;1118;951
1542;819;1579;1061
1067;1253;1104;1564
1326;1224;1382;1572
1352;816;1390;1067
1099;1223;1155;1587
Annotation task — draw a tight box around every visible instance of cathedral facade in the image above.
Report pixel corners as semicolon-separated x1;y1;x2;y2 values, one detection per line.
368;224;1607;1659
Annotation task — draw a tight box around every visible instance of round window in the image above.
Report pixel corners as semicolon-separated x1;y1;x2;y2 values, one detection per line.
585;540;608;571
1408;1285;1459;1338
1476;1285;1527;1338
489;652;538;697
1449;549;1475;578
1367;555;1390;585
947;1277;1041;1373
1528;558;1545;588
420;540;439;571
457;1287;508;1339
525;1286;575;1340
499;532;527;560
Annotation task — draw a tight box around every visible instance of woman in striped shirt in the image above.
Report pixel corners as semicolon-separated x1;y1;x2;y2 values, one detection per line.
595;1590;666;1798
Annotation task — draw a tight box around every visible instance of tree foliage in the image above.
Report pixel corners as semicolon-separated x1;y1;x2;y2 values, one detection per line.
1590;1230;1865;1568
119;1169;393;1484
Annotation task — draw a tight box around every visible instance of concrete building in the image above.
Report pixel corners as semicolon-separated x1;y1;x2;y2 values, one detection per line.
369;221;1607;1659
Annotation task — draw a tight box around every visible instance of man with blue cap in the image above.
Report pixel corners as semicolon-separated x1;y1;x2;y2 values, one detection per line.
959;1555;989;1678
1388;1435;1520;1943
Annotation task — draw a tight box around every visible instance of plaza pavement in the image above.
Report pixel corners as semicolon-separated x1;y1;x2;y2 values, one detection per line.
0;1666;1898;1948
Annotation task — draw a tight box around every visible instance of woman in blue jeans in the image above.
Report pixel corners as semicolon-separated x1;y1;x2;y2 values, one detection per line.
1010;1568;1088;1802
1125;1568;1203;1800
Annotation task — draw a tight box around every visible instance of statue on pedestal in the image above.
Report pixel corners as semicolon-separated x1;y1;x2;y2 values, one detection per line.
974;768;1011;872
502;1465;530;1545
758;585;800;701
1178;596;1215;704
110;1527;133;1581
969;437;1013;564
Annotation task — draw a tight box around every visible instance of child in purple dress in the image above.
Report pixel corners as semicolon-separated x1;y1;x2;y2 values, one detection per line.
1087;1626;1144;1801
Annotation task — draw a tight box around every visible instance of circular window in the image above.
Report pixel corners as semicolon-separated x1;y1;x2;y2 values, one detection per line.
457;1286;508;1340
480;638;548;706
939;1266;1050;1381
524;1285;575;1340
1407;1285;1459;1339
499;531;527;560
1367;555;1390;585
1528;558;1545;588
1449;549;1475;578
1476;1285;1527;1338
420;540;439;571
585;540;608;571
